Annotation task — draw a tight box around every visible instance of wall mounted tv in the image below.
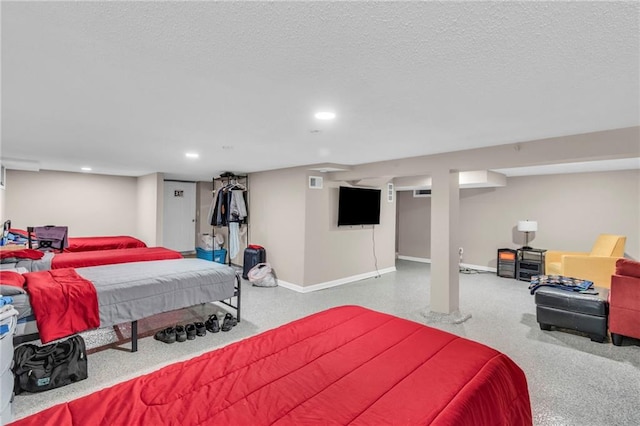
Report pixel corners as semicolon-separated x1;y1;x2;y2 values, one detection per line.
337;186;381;226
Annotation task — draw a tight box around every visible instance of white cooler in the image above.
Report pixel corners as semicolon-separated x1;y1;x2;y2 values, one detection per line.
0;305;18;425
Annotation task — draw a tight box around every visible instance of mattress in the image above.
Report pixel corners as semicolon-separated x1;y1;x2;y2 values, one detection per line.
10;306;532;425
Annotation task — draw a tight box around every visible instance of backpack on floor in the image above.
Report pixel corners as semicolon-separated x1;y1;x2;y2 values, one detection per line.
247;263;278;287
13;334;88;394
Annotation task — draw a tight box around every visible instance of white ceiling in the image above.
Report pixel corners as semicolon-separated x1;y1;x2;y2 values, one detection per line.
1;1;639;181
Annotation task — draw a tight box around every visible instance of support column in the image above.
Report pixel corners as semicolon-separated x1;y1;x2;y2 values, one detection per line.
421;168;469;323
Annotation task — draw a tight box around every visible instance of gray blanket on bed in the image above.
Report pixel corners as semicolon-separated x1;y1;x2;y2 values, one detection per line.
75;258;236;328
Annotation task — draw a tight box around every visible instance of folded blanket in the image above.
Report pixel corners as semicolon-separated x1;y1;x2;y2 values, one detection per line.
528;275;594;295
25;268;99;343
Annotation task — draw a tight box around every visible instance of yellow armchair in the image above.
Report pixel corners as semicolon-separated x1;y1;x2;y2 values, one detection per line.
545;234;626;288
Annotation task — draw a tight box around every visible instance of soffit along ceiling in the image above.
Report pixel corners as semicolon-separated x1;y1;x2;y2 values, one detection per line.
1;1;638;181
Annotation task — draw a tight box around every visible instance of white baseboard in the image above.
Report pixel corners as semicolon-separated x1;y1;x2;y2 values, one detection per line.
460;263;496;273
398;256;497;273
397;255;431;263
277;266;397;293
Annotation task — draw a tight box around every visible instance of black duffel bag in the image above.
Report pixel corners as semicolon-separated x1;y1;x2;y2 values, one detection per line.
13;335;88;394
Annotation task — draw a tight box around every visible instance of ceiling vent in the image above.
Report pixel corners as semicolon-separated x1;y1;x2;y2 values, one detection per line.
413;189;431;198
309;176;323;189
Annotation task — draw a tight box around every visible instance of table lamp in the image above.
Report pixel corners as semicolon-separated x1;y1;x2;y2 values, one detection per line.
517;220;537;249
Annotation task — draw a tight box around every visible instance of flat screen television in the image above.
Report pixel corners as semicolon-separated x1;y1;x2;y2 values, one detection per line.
338;186;381;226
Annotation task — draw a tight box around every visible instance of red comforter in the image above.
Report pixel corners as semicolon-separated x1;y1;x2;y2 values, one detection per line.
11;306;532;425
24;268;100;344
66;236;147;252
51;247;182;269
9;229;147;252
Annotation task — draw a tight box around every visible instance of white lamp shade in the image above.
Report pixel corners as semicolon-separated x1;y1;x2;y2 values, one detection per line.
518;220;538;232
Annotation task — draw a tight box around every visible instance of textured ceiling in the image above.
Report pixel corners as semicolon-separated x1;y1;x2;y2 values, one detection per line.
1;1;638;180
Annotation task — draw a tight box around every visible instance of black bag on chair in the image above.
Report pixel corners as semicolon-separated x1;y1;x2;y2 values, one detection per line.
13;335;88;394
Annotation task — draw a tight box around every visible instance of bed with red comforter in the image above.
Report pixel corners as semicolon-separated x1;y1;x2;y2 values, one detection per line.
65;235;147;252
50;246;182;269
10;305;532;426
4;246;182;272
10;228;147;252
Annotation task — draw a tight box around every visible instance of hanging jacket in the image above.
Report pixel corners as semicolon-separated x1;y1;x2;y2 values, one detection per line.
211;189;228;226
229;190;247;222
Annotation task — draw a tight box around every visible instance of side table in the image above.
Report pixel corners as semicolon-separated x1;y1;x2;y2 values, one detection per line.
516;248;546;281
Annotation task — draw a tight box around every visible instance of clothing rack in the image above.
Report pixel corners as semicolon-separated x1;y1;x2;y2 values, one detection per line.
211;172;249;267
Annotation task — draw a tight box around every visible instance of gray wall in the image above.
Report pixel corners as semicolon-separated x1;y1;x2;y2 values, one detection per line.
396;190;431;259
4;170;139;237
303;178;396;286
249;168;396;288
4;170;165;245
136;173;163;246
249;167;308;285
396;169;640;266
196;180;214;248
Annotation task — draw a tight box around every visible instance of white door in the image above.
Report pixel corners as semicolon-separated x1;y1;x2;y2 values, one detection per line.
163;180;196;252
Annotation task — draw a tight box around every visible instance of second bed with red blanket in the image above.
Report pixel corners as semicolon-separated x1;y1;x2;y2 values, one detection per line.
5;246;182;271
51;246;182;269
11;305;533;426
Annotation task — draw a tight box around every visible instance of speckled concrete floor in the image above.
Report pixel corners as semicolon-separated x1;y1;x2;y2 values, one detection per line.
10;260;640;425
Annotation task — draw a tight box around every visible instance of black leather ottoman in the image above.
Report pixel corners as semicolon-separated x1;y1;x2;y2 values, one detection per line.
535;287;609;343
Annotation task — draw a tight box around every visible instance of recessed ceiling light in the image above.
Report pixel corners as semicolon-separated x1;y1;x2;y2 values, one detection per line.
185;152;199;159
315;111;336;120
81;167;92;171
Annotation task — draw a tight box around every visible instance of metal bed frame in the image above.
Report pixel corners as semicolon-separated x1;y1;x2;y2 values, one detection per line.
128;272;242;352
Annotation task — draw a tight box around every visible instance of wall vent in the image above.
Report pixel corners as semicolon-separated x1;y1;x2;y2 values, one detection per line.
309;176;323;189
387;182;394;202
413;189;431;197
